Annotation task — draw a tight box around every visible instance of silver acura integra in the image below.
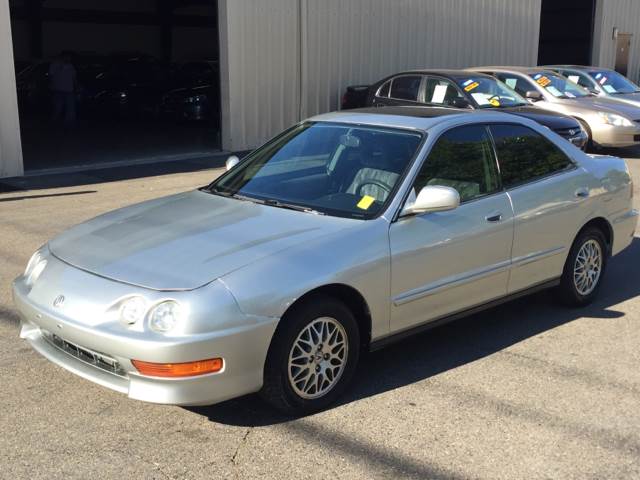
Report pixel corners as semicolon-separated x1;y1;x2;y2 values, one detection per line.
14;107;638;415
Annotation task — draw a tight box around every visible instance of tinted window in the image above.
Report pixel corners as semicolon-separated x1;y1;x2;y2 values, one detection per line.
413;125;500;203
490;124;573;188
377;80;390;98
494;74;532;97
560;70;594;90
423;77;464;106
390;75;422;101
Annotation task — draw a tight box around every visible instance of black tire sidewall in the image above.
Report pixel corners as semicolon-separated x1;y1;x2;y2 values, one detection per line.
262;295;360;414
559;228;608;306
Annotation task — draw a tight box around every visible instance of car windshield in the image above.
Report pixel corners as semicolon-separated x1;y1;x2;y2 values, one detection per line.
588;70;640;94
456;76;527;108
208;122;423;219
529;71;590;98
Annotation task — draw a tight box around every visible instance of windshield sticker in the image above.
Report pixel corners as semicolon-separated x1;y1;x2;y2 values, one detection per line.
565;92;576;98
536;76;551;87
603;84;617;93
598;76;608;85
546;85;563;97
431;84;448;103
568;75;580;84
505;78;518;89
470;92;490;105
595;73;603;79
464;81;480;92
357;195;375;210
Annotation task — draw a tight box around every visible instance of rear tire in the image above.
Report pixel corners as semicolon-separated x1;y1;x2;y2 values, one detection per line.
260;295;360;415
556;227;608;306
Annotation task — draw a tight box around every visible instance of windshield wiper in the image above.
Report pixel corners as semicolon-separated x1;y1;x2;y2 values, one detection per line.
262;198;325;215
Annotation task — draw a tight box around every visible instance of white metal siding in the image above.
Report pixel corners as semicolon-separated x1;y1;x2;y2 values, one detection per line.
302;0;542;117
593;0;640;82
221;0;542;151
0;0;22;178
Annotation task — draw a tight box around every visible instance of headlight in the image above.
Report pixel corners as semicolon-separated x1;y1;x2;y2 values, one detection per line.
598;112;634;127
149;300;184;333
119;296;148;325
24;249;47;287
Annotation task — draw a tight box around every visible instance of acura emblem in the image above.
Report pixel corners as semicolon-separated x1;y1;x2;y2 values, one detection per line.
53;295;65;308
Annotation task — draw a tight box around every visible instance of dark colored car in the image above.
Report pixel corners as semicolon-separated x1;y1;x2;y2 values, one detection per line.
341;70;588;149
83;54;172;119
160;61;220;122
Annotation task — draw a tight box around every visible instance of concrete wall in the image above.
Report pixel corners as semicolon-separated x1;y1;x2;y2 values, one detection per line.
0;0;23;178
220;0;542;152
593;0;640;82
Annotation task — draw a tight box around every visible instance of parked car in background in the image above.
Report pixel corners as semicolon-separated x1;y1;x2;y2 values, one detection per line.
83;54;172;119
544;65;640;108
343;70;588;149
14;107;637;414
471;66;640;150
160;61;220;122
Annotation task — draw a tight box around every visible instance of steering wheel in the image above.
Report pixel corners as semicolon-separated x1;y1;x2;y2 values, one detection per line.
357;179;392;198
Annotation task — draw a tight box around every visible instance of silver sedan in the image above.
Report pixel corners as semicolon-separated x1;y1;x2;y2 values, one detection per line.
13;107;638;414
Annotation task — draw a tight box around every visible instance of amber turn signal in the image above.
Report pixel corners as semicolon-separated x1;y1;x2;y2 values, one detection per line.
132;358;223;377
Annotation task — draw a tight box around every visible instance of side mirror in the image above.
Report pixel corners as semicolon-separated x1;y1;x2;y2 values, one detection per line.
225;155;240;171
525;90;543;101
451;97;472;109
400;186;460;217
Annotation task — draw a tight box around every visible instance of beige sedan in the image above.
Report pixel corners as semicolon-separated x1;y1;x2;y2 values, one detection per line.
470;66;640;149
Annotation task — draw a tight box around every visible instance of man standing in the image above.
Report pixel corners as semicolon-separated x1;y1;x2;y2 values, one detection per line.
49;51;77;125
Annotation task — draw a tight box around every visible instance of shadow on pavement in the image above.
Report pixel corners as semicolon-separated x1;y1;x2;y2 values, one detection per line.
191;237;640;427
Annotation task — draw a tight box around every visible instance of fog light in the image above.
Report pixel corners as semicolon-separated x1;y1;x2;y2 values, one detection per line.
149;300;184;333
131;358;223;377
119;297;148;325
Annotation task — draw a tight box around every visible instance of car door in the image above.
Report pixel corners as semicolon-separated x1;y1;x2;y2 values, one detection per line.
389;124;514;333
489;123;594;293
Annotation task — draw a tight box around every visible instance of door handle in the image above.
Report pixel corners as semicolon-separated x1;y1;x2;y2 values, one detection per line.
485;212;503;223
575;188;589;198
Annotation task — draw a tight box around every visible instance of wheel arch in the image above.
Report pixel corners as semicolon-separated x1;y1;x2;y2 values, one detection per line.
281;284;373;351
577;217;613;255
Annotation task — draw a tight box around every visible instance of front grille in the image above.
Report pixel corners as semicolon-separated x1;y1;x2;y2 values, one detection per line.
42;331;127;377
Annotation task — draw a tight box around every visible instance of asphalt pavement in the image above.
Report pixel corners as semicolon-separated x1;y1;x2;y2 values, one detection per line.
1;152;639;479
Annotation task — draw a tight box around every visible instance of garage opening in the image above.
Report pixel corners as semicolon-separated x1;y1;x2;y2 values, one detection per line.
537;0;596;66
9;0;220;172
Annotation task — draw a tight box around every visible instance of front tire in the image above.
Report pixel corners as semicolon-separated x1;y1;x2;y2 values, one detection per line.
557;227;608;306
260;295;360;415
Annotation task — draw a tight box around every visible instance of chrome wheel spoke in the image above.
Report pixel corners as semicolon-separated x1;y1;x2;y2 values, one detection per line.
288;317;349;400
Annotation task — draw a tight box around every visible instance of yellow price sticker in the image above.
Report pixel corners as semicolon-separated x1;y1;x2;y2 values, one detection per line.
357;195;376;210
464;82;480;92
489;98;501;106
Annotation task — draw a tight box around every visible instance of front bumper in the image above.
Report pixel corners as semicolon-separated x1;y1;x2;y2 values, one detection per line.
13;267;278;406
591;124;640;148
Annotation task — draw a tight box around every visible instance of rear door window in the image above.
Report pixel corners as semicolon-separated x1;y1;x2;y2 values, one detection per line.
489;124;574;188
389;75;422;101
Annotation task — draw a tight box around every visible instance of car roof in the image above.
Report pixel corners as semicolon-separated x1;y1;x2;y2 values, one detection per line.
308;106;522;132
380;69;494;81
543;65;605;71
468;66;557;75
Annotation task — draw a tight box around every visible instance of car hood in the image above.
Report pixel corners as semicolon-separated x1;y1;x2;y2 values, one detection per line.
49;190;356;291
606;92;640;109
570;95;640;118
503;105;579;129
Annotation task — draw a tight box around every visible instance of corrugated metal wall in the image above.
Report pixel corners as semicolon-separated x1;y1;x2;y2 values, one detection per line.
0;0;23;178
302;0;542;117
593;0;640;82
221;0;542;151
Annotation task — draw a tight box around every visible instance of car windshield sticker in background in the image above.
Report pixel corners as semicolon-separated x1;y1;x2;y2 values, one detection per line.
546;86;563;97
603;85;617;93
463;79;480;92
535;75;551;87
432;84;448;103
471;93;490;105
505;78;518;89
568;75;580;84
357;195;375;210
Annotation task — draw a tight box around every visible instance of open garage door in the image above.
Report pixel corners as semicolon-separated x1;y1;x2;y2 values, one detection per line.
9;0;220;172
538;0;596;66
